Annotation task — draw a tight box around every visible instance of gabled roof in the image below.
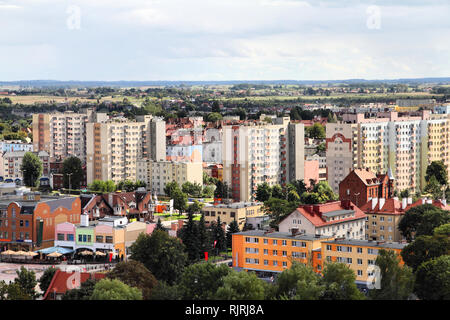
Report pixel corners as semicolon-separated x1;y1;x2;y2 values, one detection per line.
360;198;405;215
352;169;380;186
43;269;106;300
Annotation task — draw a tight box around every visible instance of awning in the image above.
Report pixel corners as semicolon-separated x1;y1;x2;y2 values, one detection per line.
37;246;74;255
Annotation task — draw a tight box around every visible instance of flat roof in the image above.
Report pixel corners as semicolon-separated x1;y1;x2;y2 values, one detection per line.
322;239;407;250
235;230;332;241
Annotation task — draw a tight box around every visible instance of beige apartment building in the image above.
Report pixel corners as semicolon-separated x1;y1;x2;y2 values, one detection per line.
86;116;166;185
201;202;264;230
0;150;50;184
147;161;203;195
32;109;108;163
326;110;450;193
222;117;305;202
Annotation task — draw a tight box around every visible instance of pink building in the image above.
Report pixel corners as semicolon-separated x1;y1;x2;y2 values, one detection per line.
304;160;319;188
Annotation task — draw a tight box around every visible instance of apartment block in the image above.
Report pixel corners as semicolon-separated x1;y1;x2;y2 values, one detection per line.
222;118;304;202
319;239;406;287
232;230;333;273
326;110;450;193
201;202;264;230
0;150;50;185
147;161;203;195
0;140;33;153
32;109;108;163
86;116;166;184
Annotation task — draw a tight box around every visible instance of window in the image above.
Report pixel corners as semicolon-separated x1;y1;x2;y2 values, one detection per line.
264;249;268;255
78;235;82;242
282;261;287;267
357;270;363;276
20;220;23;227
282;251;287;257
272;250;278;256
368;259;375;265
264;239;268;244
326;245;332;251
357;247;363;254
57;233;65;241
105;236;113;243
67;234;74;241
273;261;278;266
282;240;287;246
357;258;363;265
96;235;104;243
273;240;278;245
264;260;269;266
82;235;87;242
347;258;352;264
25;220;29;227
337;246;342;252
346;246;352;252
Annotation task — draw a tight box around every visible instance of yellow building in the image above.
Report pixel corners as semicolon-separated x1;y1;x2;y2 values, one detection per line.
202;202;264;230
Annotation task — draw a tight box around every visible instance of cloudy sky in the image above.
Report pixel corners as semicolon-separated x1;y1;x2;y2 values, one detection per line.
0;0;449;81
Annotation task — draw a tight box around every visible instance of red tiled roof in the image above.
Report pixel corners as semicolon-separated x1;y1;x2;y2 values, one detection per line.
405;199;450;211
289;200;367;227
360;198;405;215
43;269;106;300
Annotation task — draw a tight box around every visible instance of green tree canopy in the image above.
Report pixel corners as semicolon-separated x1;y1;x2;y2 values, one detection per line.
369;249;415;300
178;262;231;300
414;255;450;300
13;266;37;299
129;230;188;285
90;279;143;300
39;267;57;294
273;262;323;300
62;278;97;300
226;219;240;249
20;152;43;187
106;260;158;300
425;160;448;186
401;234;450;271
306;123;326;139
62;156;84;189
319;263;365;300
215;270;268;300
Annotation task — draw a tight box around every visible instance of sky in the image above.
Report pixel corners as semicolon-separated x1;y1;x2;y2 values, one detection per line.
0;0;449;81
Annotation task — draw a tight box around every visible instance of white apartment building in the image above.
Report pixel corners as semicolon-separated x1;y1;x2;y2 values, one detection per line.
86;116;166;185
0;150;50;185
222;117;305;202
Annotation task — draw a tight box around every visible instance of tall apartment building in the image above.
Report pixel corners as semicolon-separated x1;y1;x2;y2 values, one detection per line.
222;117;304;202
146;161;203;195
32;109;108;163
326;110;450;193
86;116;166;185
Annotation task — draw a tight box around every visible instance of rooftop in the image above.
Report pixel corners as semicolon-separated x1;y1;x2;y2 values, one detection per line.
235;230;333;241
203;202;262;209
322;239;407;250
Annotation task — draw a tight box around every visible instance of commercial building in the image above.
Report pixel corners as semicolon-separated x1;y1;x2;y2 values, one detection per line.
32;109;108;163
201;202;264;230
86;115;166;184
222;117;305;202
278;200;367;240
0;193;81;251
54;215;155;259
147;161;203;195
326;110;450;193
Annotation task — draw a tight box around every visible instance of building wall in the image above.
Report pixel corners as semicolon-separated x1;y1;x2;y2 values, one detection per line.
304;160;319;188
202;204;264;230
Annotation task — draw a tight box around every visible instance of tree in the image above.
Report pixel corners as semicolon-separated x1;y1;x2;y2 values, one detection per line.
398;204;450;241
306;123;325;139
164;181;180;198
13;266;37;299
178;262;231;300
90;279;142;300
129;230;188;285
214;180;230;198
155;218;165;231
434;223;450;236
172;188;188;213
414;255;450;300
150;281;182;300
202;185;215;198
206;112;223;122
198;213;211;258
215;270;267;300
401;234;450;271
182;182;203;198
263;197;298;227
211;217;227;254
179;212;201;262
273;262;323;300
62;278;97;300
226;219;240;249
39;267;57;294
271;184;284;199
424;175;443;200
105;180;116;192
107;260;158;300
62;156;84;190
21;152;42;187
301;181;338;204
369;249;415;300
287;180;307;197
187;200;204;215
320;263;365;300
256;183;272;202
6;282;31;300
425;160;448;186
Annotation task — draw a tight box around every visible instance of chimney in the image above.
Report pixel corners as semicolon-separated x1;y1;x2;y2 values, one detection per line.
341;199;351;210
305;205;313;213
378;198;385;210
442;199;447;207
401;197;407;210
426;199;432;204
313;205;321;215
80;214;89;227
407;197;412;205
421;198;426;204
